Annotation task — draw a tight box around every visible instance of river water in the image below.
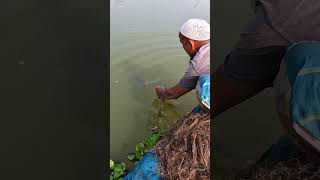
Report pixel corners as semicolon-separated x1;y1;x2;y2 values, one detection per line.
110;0;281;178
110;0;210;162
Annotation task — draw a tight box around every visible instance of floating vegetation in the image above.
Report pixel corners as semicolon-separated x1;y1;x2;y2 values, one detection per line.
110;130;163;180
127;131;162;164
147;98;181;133
110;99;181;179
109;159;126;180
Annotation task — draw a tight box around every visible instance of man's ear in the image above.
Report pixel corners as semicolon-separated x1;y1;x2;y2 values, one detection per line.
189;39;196;50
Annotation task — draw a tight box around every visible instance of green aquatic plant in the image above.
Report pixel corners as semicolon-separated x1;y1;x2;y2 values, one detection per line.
110;159;126;180
147;99;181;133
127;131;162;164
110;99;168;179
110;131;162;179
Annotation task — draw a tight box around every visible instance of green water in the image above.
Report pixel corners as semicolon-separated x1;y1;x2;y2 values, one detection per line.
110;0;281;178
110;0;209;161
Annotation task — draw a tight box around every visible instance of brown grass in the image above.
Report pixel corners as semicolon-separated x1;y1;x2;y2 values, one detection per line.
236;152;320;180
153;112;210;180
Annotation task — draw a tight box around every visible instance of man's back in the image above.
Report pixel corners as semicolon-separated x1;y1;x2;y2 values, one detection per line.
260;0;320;43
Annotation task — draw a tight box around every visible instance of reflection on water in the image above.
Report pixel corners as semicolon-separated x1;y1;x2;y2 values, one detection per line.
147;99;181;133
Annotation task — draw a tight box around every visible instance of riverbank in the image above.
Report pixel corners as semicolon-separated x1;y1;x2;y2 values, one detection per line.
110;112;210;180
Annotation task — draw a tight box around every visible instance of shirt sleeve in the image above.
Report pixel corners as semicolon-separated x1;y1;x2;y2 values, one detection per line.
179;62;200;89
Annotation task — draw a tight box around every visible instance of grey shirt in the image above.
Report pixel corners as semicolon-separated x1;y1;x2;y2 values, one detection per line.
224;1;320;88
260;0;320;43
179;43;210;89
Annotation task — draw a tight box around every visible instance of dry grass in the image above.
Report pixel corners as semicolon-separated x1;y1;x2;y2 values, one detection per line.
236;153;320;180
153;113;210;180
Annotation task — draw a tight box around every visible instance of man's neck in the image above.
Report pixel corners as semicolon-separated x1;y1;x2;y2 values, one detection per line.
190;42;210;59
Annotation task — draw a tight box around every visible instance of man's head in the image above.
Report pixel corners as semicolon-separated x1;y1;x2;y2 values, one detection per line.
179;19;210;58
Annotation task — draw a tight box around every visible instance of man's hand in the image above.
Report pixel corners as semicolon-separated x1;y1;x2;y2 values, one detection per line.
155;86;167;101
154;84;191;101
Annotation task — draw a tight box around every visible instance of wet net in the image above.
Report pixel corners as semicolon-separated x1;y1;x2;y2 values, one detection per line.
153;112;210;180
236;152;320;180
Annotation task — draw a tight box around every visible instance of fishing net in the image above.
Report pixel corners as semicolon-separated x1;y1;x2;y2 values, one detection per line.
153;112;210;180
236;151;320;180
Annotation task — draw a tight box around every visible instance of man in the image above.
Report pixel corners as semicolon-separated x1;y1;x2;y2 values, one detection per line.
213;0;320;163
124;75;211;180
236;42;320;179
213;0;320;116
155;18;210;101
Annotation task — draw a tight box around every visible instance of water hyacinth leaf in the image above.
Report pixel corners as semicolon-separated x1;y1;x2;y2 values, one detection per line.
127;154;136;161
113;172;121;179
110;159;115;169
120;162;126;170
135;143;145;152
135;152;143;160
144;133;161;150
114;164;123;173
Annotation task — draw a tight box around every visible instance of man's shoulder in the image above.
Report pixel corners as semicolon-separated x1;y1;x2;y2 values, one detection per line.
259;0;320;42
189;43;210;74
192;43;210;63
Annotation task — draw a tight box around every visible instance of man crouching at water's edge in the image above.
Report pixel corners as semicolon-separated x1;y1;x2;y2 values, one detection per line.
155;19;210;100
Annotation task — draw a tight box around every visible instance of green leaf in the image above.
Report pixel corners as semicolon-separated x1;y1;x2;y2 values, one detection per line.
110;175;114;180
143;133;161;150
110;159;115;169
114;164;123;173
135;143;145;152
113;172;121;179
127;154;136;161
120;162;126;171
135;151;142;159
137;155;143;160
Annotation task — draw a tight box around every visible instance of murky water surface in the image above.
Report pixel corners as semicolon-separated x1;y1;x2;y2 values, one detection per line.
110;0;209;161
111;0;281;178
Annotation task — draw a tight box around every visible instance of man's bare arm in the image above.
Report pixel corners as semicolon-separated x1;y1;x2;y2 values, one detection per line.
155;84;192;100
212;65;264;116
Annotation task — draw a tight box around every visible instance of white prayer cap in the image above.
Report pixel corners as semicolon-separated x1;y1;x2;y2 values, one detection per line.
179;19;210;41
